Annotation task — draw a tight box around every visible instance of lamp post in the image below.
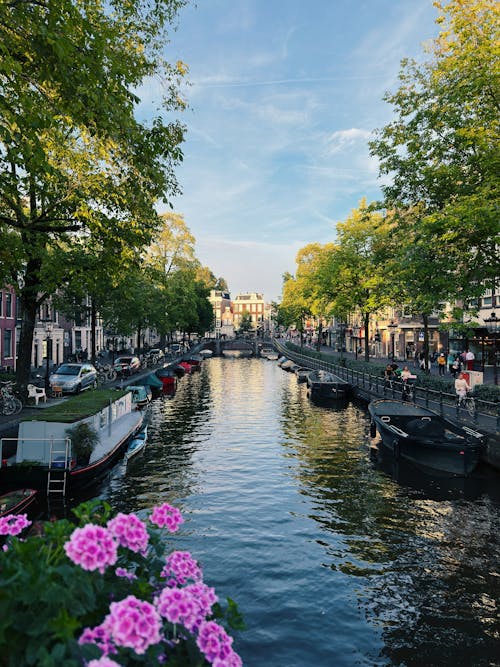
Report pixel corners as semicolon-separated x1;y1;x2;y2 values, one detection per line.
44;322;53;393
484;312;499;386
388;320;397;362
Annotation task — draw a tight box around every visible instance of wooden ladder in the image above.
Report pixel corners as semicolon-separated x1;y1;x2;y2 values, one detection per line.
47;437;70;500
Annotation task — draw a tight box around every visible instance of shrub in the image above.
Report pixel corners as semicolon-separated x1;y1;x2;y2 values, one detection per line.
0;500;243;666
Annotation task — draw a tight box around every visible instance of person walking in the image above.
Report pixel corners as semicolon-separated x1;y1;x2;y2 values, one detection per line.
447;351;455;375
437;352;446;376
451;356;461;378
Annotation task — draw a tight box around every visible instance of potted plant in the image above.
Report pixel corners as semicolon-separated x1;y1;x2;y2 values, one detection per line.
66;422;100;466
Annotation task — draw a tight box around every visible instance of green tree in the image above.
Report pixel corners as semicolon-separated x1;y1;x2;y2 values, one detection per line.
0;0;187;392
370;0;500;293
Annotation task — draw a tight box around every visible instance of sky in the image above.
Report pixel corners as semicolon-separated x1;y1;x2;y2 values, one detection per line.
143;0;440;302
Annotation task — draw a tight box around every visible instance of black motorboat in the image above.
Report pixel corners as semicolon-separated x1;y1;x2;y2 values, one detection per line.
368;399;487;476
306;369;351;400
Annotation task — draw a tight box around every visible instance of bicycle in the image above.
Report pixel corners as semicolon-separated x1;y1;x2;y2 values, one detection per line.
401;379;415;402
0;381;23;415
457;392;475;417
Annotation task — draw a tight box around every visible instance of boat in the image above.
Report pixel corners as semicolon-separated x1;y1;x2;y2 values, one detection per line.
140;372;164;397
306;370;351;400
0;391;144;497
155;367;177;389
260;347;278;360
281;360;297;372
185;354;202;370
127;385;151;409
277;356;288;366
0;488;38;518
124;427;148;462
199;349;213;357
368;399;487;477
171;363;186;378
295;367;310;383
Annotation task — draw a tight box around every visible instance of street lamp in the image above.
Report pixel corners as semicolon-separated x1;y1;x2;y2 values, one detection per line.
484;312;499;386
388;320;398;362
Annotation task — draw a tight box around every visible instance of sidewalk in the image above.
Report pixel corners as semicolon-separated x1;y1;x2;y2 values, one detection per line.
313;345;498;385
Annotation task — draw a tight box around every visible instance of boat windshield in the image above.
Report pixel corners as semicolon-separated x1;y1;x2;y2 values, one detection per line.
54;365;80;376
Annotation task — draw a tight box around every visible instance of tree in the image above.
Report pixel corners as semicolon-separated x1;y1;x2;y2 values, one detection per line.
238;311;253;334
0;0;187;392
325;201;394;361
370;0;500;292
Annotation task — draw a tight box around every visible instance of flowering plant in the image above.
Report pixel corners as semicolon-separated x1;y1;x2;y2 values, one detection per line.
0;500;244;666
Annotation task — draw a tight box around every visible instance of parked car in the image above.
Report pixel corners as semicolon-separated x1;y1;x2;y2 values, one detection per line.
114;356;141;376
49;363;98;394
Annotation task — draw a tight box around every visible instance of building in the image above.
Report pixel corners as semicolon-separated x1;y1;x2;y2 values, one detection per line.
0;287;16;372
232;292;265;332
208;290;233;338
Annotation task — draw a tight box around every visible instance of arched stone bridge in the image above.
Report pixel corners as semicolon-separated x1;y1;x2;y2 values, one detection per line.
200;338;274;357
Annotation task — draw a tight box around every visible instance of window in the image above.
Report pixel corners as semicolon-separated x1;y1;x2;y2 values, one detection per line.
3;329;12;357
0;292;3;317
5;293;12;318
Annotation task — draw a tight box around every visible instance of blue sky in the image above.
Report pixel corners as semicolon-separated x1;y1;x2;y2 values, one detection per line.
149;0;439;301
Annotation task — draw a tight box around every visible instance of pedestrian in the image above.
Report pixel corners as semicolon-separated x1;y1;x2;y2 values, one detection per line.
437;352;446;376
384;364;396;389
451;356;460;378
465;349;475;370
455;372;470;407
447;351;455;375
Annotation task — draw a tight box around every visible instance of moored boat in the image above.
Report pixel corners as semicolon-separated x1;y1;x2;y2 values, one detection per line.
368;399;487;477
127;385;151;409
0;391;144;497
155;367;177;389
306;370;351;400
0;488;38;518
295;367;310;383
124;427;148;462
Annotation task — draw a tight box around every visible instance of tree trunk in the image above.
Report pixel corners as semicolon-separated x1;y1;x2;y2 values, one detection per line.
16;275;40;397
136;323;142;355
90;300;97;364
364;313;370;362
316;321;323;351
422;312;430;373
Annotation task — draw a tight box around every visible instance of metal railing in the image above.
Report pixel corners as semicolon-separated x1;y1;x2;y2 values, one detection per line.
275;341;500;434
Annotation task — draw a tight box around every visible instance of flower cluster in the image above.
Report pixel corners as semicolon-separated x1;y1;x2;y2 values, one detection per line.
64;503;242;666
149;502;184;532
0;513;31;536
197;620;242;667
64;524;118;574
107;513;149;555
161;550;203;586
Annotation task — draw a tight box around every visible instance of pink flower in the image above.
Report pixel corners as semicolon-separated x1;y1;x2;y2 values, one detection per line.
87;658;122;667
160;550;202;586
115;567;137;581
64;524;118;574
0;514;31;536
185;582;218;623
107;513;149;555
149;503;184;532
103;595;161;655
155;586;198;631
196;620;241;666
79;624;115;655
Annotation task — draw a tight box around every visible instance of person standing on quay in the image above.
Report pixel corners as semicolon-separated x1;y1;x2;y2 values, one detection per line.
447;351;455;375
437;352;446;376
466;349;475;370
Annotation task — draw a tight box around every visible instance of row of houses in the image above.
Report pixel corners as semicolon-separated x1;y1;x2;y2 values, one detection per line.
0;287;277;373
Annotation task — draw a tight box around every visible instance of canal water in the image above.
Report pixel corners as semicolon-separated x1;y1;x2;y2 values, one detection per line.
100;356;500;667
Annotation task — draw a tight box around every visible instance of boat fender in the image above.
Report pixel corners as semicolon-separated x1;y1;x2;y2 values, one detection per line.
369;422;377;438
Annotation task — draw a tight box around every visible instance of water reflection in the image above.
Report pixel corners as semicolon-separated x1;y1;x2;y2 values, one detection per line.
99;357;500;666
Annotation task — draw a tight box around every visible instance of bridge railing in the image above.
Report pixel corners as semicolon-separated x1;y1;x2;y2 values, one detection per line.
274;340;500;434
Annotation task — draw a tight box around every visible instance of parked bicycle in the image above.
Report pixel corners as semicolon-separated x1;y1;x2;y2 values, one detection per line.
0;381;23;416
95;363;117;384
